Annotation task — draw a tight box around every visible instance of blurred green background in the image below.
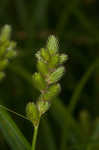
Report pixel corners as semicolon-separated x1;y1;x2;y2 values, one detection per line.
0;0;99;150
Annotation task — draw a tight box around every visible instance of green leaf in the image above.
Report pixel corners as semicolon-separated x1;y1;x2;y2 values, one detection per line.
69;58;99;113
51;98;82;150
41;118;57;150
0;108;31;150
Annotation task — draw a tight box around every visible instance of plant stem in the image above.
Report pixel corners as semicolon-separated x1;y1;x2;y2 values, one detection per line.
32;124;39;150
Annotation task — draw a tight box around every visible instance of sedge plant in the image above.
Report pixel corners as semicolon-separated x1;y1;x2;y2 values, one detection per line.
0;25;16;80
26;35;68;150
0;25;68;150
0;25;99;150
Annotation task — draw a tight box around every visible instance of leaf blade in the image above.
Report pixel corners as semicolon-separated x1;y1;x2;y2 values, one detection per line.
0;108;31;150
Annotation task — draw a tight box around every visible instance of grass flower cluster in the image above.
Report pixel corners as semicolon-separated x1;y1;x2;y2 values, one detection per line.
26;35;68;150
0;25;16;80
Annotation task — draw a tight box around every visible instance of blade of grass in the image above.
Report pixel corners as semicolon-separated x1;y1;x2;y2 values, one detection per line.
51;98;82;150
0;108;31;150
86;119;99;150
41;118;57;150
56;0;79;36
51;98;80;130
0;105;29;121
74;9;99;40
69;58;99;113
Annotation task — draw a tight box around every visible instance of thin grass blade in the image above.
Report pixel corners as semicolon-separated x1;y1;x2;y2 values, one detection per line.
0;108;31;150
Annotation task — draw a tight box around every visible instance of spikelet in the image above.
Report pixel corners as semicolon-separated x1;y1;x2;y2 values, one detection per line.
48;54;59;69
39;84;61;101
59;54;68;64
26;102;39;127
37;100;51;116
37;60;49;76
46;35;59;55
0;25;11;42
40;48;50;62
32;72;46;91
48;67;65;84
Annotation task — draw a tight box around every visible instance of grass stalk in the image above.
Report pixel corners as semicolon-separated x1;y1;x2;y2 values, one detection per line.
32;125;39;150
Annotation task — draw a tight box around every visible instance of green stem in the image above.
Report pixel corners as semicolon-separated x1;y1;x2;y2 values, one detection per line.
32;125;39;150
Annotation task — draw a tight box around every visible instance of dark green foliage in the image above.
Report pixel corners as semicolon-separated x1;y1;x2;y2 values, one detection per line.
0;0;99;150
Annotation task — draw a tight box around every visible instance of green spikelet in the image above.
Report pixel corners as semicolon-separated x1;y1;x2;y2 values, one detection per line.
5;41;16;58
48;66;65;84
0;25;11;42
41;84;61;101
48;54;59;69
37;100;51;116
40;48;50;62
59;54;68;64
37;60;49;76
26;102;39;127
0;25;16;81
35;51;43;61
32;72;46;91
46;35;59;55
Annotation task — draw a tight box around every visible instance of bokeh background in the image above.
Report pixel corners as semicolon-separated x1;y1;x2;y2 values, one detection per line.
0;0;99;150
